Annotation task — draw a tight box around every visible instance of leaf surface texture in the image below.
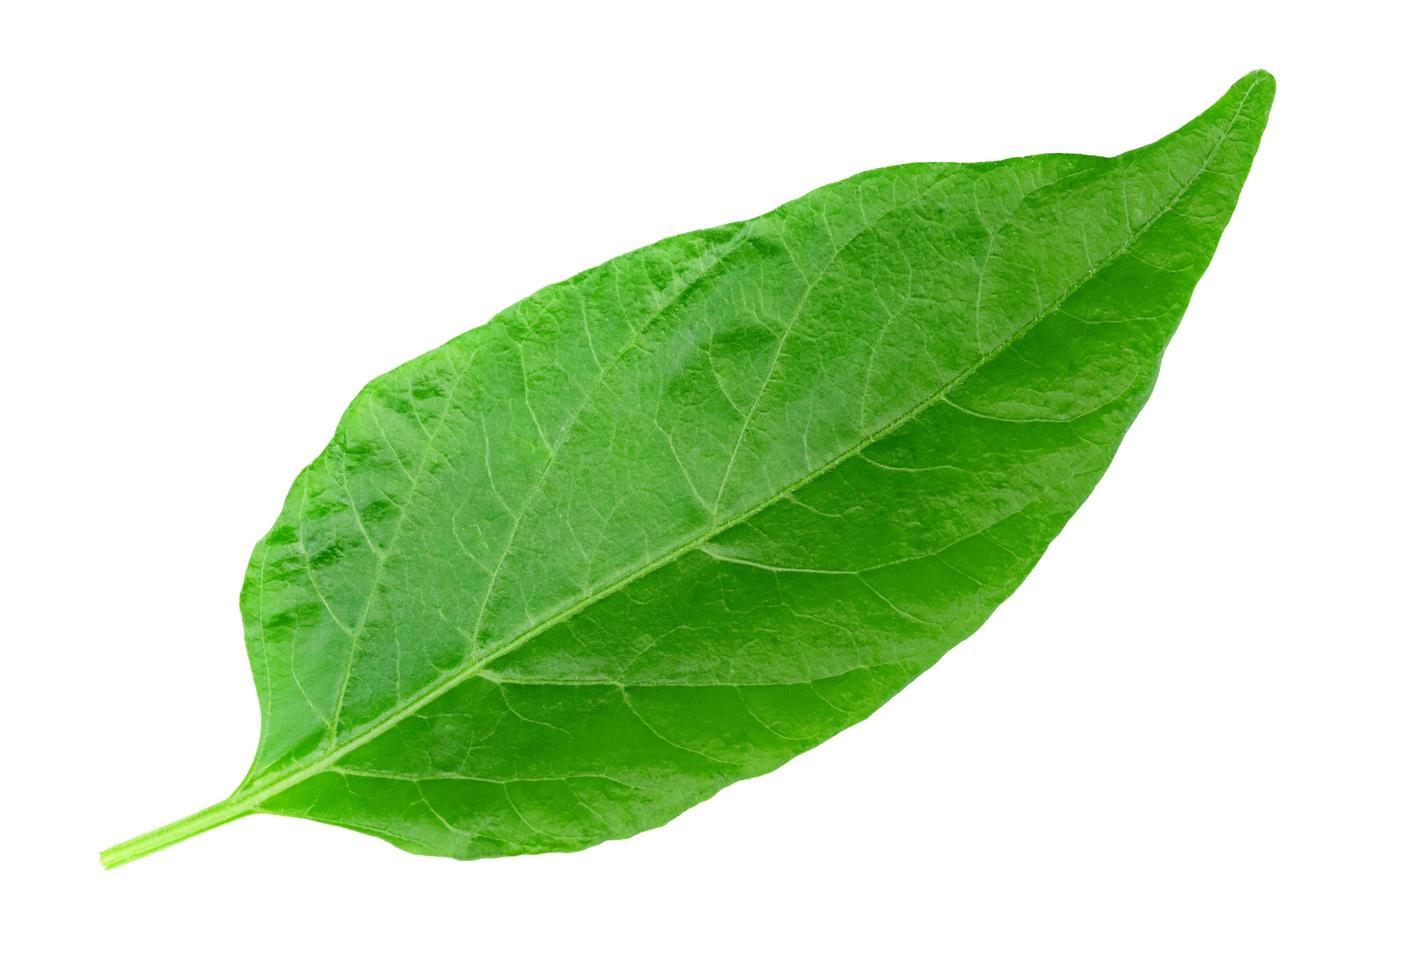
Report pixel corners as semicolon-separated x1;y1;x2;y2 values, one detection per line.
103;71;1273;865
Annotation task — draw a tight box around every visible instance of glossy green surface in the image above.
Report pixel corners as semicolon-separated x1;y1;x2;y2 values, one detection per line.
103;71;1272;866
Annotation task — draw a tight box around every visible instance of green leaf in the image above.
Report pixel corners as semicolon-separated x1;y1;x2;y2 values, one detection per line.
103;70;1273;867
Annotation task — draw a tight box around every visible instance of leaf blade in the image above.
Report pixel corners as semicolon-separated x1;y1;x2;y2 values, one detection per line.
105;71;1273;865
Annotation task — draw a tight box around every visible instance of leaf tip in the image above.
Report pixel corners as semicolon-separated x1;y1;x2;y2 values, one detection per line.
1235;68;1277;118
1243;68;1276;96
1239;74;1276;162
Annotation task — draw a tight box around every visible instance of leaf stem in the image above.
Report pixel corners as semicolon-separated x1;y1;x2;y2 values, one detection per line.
100;797;251;869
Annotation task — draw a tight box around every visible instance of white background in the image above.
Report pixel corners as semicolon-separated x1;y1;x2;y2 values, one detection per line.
3;1;1406;976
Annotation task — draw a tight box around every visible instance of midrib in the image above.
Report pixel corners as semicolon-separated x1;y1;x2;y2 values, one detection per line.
224;84;1251;820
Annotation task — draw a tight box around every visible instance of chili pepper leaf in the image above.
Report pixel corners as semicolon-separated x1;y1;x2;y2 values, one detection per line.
102;70;1273;866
